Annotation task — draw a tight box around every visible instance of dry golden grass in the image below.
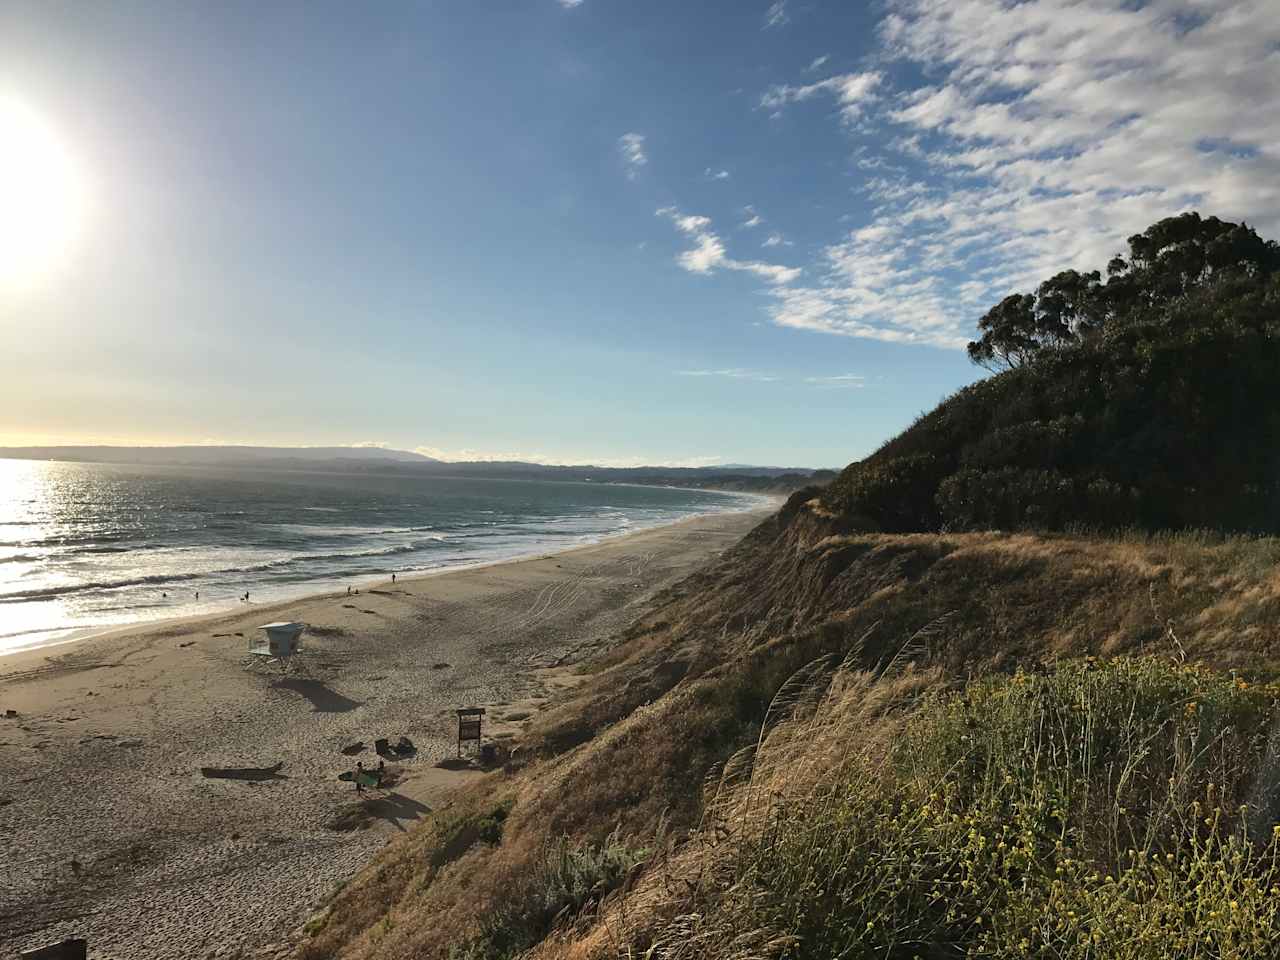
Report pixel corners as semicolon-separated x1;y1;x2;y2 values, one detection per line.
293;504;1280;960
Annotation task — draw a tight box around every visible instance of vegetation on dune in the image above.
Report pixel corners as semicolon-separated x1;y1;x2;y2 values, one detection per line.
292;215;1280;960
609;657;1280;959
295;527;1280;960
449;828;650;960
824;213;1280;534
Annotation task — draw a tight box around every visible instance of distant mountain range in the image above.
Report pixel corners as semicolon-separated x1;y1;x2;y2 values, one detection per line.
0;445;834;495
0;444;438;466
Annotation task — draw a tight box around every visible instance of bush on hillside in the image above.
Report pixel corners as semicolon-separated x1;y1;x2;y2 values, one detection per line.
824;213;1280;533
636;657;1280;959
450;828;648;960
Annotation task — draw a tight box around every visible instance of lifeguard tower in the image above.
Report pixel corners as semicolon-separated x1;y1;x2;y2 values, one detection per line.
250;621;306;669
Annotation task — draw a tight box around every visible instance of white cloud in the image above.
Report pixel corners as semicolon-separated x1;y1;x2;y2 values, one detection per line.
705;167;731;180
741;205;764;229
754;0;1280;350
805;374;866;388
678;369;781;383
558;0;584;7
806;54;830;72
413;444;724;469
760;71;882;121
617;132;647;179
764;1;789;29
762;232;793;248
657;206;801;285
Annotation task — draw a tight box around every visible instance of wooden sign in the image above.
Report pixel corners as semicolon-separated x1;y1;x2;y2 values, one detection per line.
456;707;485;757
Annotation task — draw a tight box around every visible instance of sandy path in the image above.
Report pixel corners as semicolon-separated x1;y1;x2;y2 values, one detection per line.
0;507;769;960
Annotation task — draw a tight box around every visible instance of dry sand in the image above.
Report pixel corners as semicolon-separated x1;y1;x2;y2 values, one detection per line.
0;506;771;960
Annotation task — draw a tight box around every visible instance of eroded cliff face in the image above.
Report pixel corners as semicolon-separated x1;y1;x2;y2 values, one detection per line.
529;488;1280;775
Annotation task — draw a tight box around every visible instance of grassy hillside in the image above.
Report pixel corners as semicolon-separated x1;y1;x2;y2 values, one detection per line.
291;506;1280;960
287;214;1280;959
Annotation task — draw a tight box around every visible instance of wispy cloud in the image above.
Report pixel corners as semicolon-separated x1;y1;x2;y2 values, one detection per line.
677;370;867;388
558;0;584;7
805;374;865;388
617;132;647;179
657;206;801;285
764;1;789;29
762;232;793;248
806;54;830;72
761;0;1280;349
704;167;731;181
760;72;882;121
678;368;780;383
635;1;1280;351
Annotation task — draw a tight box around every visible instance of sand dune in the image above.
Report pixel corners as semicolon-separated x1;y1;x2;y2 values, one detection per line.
0;507;770;960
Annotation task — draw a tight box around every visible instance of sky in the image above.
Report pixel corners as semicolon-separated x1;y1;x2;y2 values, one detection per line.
0;0;1277;469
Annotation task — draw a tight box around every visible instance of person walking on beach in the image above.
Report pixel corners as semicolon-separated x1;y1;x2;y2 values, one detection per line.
355;761;365;793
391;573;396;584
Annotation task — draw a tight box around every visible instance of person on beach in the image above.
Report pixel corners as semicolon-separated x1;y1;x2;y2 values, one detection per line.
391;573;396;584
376;760;385;787
355;761;365;793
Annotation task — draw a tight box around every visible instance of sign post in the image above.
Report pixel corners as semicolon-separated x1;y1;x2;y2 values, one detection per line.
456;707;485;758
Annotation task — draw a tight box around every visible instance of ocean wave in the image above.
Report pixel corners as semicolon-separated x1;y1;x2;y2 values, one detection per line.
0;571;205;603
269;523;446;539
0;537;456;603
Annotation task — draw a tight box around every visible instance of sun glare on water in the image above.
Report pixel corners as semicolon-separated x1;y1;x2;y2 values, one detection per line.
0;97;86;289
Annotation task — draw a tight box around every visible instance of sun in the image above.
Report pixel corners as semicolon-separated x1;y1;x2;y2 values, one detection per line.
0;98;86;288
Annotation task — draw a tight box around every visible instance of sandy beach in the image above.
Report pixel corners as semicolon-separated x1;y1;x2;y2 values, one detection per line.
0;505;772;960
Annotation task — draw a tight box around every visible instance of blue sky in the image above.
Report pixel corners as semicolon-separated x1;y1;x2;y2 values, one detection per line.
1;1;1276;468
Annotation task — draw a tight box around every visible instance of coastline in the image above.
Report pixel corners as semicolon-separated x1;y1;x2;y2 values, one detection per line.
1;491;777;660
0;504;773;959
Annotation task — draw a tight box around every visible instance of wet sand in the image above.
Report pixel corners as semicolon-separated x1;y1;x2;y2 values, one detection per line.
0;506;770;960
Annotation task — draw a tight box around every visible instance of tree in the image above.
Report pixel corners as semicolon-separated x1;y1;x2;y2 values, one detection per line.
969;212;1280;371
967;294;1040;370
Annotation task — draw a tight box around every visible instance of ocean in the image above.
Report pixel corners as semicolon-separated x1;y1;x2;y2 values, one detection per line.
0;458;761;655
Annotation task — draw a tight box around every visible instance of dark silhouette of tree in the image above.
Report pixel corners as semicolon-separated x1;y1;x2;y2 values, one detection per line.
968;212;1280;370
830;212;1280;534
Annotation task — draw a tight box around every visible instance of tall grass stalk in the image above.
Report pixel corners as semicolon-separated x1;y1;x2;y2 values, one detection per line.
629;657;1280;959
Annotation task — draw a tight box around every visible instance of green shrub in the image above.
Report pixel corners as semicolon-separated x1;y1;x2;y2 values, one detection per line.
826;454;946;531
733;658;1280;958
451;828;649;960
